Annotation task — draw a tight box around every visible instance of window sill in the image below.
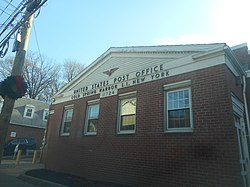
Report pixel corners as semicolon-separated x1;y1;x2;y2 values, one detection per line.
24;116;33;119
117;130;135;135
165;128;193;133
60;133;70;136
84;133;97;136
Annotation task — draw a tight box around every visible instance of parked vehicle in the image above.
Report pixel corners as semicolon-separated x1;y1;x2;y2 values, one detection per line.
3;138;36;156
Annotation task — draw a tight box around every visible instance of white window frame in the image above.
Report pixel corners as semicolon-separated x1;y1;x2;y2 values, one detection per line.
117;91;137;134
164;80;193;133
84;99;100;136
24;105;35;119
43;109;49;121
60;105;74;136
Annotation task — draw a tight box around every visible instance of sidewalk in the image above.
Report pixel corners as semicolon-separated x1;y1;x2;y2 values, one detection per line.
0;157;130;187
0;157;64;187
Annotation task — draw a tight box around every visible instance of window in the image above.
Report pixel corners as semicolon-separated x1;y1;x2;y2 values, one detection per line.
43;109;49;121
60;105;74;136
164;80;193;132
10;131;16;138
24;105;35;118
84;100;100;135
118;92;136;134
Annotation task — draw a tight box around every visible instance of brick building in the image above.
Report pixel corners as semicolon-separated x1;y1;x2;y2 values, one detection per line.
0;97;49;148
44;43;250;187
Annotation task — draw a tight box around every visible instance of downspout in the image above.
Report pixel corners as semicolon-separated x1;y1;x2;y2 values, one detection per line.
243;75;250;186
243;75;250;143
224;45;250;140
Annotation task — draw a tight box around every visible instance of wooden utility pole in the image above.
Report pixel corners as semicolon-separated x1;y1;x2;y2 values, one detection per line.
0;13;34;163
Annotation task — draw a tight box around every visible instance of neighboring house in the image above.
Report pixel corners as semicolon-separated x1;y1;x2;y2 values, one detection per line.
0;97;49;149
44;43;250;187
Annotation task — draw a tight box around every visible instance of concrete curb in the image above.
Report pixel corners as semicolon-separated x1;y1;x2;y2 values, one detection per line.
18;173;69;187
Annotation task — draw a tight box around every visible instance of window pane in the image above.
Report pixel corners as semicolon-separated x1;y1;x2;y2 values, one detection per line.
88;104;99;119
87;119;98;132
63;122;70;133
184;98;189;108
179;99;184;108
173;92;178;100
166;88;191;129
119;97;136;132
65;109;73;122
168;109;190;128
26;109;32;117
179;90;184;98
44;111;48;120
173;100;178;109
168;89;190;109
61;108;73;134
85;103;99;134
121;98;136;115
121;114;135;130
168;100;173;110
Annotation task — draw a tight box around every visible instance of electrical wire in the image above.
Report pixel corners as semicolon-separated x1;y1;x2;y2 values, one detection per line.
0;0;48;57
0;4;26;37
0;0;14;17
0;1;25;32
3;0;17;9
33;21;43;62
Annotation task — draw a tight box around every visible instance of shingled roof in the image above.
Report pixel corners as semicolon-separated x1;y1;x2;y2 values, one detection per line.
0;97;50;129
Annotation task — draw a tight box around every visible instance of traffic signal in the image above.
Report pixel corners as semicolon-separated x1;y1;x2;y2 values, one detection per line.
0;76;28;99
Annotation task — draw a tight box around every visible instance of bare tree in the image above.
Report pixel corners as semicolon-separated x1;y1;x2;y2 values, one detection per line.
63;59;85;83
0;51;62;102
0;56;14;79
23;51;61;101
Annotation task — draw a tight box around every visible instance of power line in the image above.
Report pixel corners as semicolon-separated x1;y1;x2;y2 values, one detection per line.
33;21;43;61
0;1;25;32
0;0;48;58
0;0;14;17
3;0;17;9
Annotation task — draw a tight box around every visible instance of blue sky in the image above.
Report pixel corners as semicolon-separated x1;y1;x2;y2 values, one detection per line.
6;0;250;66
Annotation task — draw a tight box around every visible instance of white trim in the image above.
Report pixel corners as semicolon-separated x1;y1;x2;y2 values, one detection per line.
164;86;193;133
53;44;247;104
43;109;49;121
87;99;100;104
60;106;74;136
117;94;137;134
23;105;35;119
55;44;224;96
84;102;99;136
246;70;250;78
230;43;247;50
119;91;137;98
53;54;225;104
164;80;191;90
64;104;74;109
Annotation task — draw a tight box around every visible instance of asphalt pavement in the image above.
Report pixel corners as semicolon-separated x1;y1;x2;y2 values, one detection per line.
0;157;63;187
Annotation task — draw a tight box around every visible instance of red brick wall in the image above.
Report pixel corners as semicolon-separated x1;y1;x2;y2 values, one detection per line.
45;64;243;186
7;124;45;149
233;46;250;69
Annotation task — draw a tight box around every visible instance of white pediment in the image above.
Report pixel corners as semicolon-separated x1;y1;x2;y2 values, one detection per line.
54;44;234;104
